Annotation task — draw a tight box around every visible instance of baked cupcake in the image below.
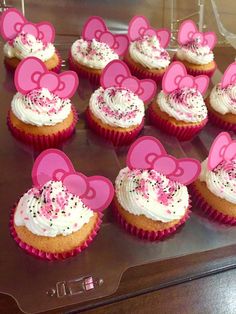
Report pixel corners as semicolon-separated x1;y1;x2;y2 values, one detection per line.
0;8;61;73
69;16;129;84
207;62;236;131
191;132;236;225
174;20;217;77
149;61;209;141
10;149;114;259
124;15;171;84
113;136;200;240
7;57;78;149
86;60;156;145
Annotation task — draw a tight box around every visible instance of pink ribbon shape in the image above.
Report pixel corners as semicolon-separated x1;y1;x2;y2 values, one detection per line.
220;62;236;88
162;61;209;94
127;136;201;185
178;19;216;50
208;132;236;170
0;8;55;43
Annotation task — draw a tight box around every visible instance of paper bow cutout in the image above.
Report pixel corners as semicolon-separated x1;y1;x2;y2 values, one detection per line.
32;149;114;212
82;16;129;56
220;62;236;88
0;8;55;43
127;136;200;185
162;62;209;94
178;19;216;50
208;132;236;170
14;57;78;99
100;60;157;103
128;15;170;48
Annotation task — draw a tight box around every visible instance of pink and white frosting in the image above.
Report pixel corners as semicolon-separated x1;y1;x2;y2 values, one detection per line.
11;88;72;126
129;35;170;69
115;167;189;222
71;38;119;69
157;87;208;123
14;180;94;237
4;33;55;61
210;84;236;115
200;158;236;204
89;86;145;128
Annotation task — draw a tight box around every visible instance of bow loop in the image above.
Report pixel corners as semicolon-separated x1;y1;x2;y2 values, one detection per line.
221;62;236;88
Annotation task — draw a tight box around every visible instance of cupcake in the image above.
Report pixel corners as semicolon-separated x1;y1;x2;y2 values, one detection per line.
207;62;236;131
86;60;157;145
149;61;209;141
0;8;61;73
69;16;129;84
191;132;236;225
11;149;114;259
113;136;201;240
7;57;78;149
124;15;171;84
174;19;217;77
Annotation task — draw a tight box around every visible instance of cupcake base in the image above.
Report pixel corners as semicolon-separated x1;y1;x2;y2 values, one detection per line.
10;204;102;260
86;108;144;146
190;180;236;225
149;102;208;141
7;105;78;149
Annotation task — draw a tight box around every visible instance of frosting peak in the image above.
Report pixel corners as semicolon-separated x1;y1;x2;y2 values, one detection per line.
210;83;236;115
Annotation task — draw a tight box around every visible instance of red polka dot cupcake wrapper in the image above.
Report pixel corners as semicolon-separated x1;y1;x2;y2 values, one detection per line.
112;201;191;241
86;109;144;146
148;104;208;141
9;204;103;260
190;184;236;225
7;105;78;150
208;109;236;132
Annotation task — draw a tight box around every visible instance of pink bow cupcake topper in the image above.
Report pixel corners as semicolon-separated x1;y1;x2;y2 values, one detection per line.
178;19;217;50
100;60;157;103
127;136;201;185
208;132;236;170
32;149;114;212
14;57;78;98
0;8;55;43
162;61;209;94
82;16;129;56
220;62;236;88
128;15;170;48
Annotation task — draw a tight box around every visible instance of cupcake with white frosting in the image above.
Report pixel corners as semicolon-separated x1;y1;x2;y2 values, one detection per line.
113;136;201;240
8;57;78;148
124;16;171;84
149;62;209;141
207;62;236;131
10;149;114;259
86;60;157;145
174;19;217;77
0;8;61;73
191;132;236;225
69;16;128;84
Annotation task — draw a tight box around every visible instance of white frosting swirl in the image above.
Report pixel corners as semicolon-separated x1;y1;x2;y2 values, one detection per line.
176;39;214;65
89;86;145;128
71;38;119;69
14;180;94;237
11;88;72;126
129;35;170;69
4;33;55;61
210;84;236;115
157;87;208;123
200;158;236;204
115;167;189;222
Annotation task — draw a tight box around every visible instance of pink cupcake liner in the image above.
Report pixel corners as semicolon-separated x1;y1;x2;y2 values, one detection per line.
7;105;78;149
208;109;236;132
86;109;144;146
148;103;208;141
190;184;236;225
9;203;103;260
112;201;191;241
124;54;165;85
